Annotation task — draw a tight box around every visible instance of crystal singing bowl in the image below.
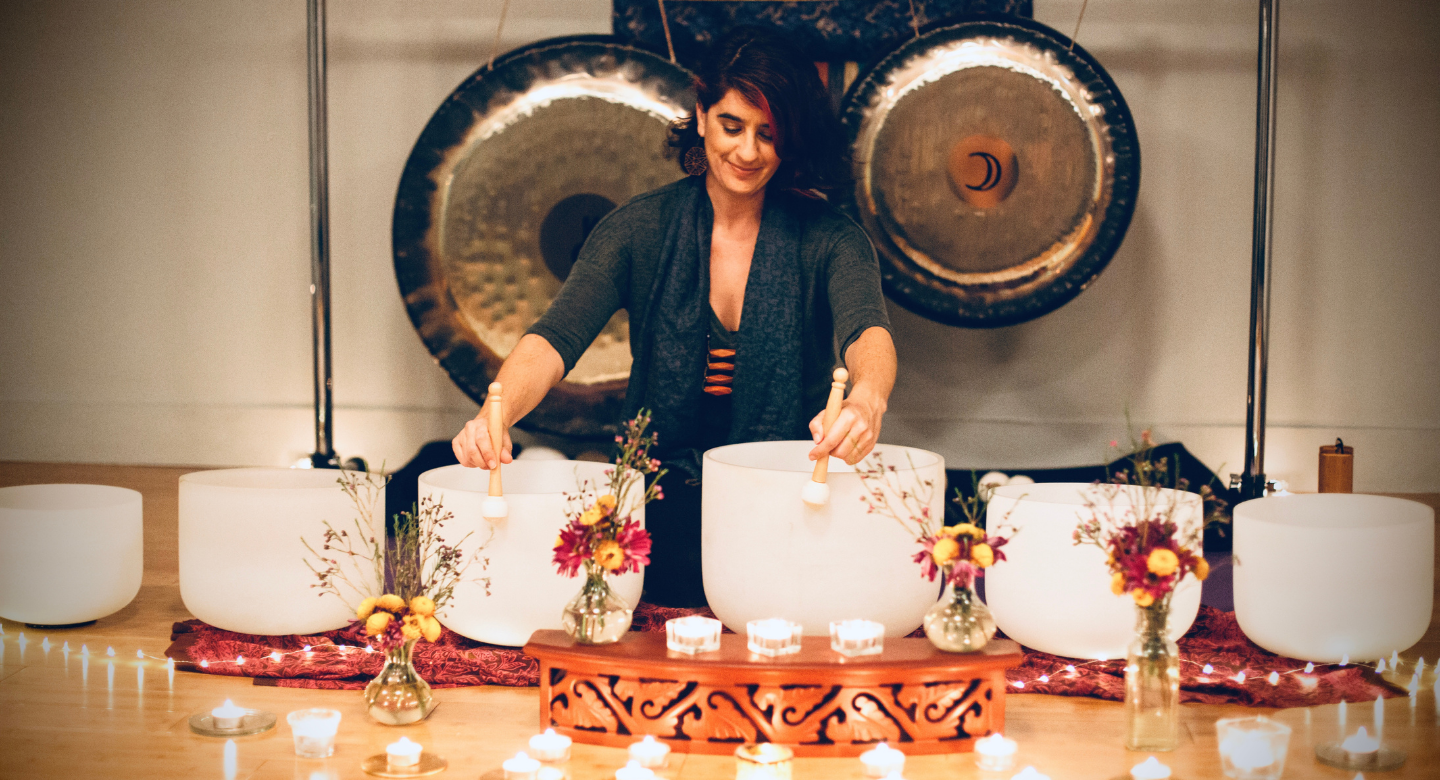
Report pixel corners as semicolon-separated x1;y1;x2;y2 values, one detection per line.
702;442;945;636
985;483;1203;659
179;468;384;636
420;462;644;647
0;484;143;625
1234;494;1433;662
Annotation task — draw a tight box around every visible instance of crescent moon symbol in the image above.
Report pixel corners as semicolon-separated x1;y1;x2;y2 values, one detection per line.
966;151;1001;192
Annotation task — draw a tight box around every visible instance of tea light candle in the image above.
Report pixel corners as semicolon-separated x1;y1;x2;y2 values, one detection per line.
973;733;1018;771
387;737;423;769
529;729;572;762
735;743;794;780
628;735;670;768
286;708;341;759
614;760;655;780
858;741;905;777
1129;757;1172;780
1009;768;1050;780
1341;727;1379;760
502;751;541;779
211;699;246;730
666;615;722;655
747;619;802;657
831;619;885;657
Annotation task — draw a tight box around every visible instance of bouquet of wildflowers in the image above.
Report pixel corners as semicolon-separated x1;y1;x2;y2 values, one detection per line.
551;411;663;577
859;454;1013;590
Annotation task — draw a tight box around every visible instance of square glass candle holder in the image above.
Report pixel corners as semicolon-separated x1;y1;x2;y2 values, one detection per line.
747;619;803;657
667;616;722;654
1216;716;1291;780
830;619;885;657
287;708;341;758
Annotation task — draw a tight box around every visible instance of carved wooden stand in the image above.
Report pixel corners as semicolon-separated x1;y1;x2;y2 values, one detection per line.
524;630;1023;757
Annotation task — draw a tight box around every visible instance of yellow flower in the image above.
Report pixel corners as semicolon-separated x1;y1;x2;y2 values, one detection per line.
401;614;422;641
1147;549;1179;577
971;542;995;568
365;611;392;636
579;506;604;527
1131;589;1155;608
1111;572;1127;596
356;597;378;621
596;494;618;514
420;615;442;643
377;594;406;613
594;540;625;571
409;595;436;617
931;537;961;566
1193;557;1210;582
946;523;985;539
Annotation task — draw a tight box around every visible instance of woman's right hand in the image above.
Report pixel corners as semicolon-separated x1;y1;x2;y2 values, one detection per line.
452;415;513;470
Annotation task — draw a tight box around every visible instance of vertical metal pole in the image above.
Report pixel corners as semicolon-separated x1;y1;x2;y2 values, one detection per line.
307;0;338;468
1241;0;1279;499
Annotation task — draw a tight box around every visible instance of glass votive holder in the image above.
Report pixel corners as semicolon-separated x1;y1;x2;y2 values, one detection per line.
286;708;341;758
1216;715;1291;780
528;728;572;762
735;743;794;780
667;615;722;654
747;619;802;657
858;741;905;777
831;619;885;657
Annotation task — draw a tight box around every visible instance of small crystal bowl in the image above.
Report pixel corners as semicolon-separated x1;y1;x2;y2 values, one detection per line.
746;618;802;657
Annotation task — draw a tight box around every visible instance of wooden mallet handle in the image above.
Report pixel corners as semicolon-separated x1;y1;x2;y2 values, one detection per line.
811;367;849;483
487;382;504;497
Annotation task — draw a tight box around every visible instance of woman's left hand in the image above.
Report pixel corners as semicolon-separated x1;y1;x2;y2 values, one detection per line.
808;388;886;466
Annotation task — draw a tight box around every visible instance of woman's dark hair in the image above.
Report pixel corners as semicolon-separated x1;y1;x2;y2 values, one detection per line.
666;26;850;190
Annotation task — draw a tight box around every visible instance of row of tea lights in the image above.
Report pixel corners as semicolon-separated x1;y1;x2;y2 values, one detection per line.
666;615;884;656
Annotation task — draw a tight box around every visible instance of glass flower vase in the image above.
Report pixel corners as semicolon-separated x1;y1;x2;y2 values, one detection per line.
561;560;633;645
1126;601;1180;751
364;639;436;725
923;579;996;652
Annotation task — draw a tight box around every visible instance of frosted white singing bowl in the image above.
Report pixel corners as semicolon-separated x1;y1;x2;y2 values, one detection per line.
1234;494;1433;662
0;484;143;626
702;442;944;636
421;462;644;647
179;469;383;635
985;483;1203;659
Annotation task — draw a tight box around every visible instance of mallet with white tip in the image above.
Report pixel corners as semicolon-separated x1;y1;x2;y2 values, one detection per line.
482;382;508;521
802;367;849;507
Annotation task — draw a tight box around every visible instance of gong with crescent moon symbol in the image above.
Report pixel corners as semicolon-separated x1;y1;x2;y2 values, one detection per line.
841;16;1140;328
392;36;695;438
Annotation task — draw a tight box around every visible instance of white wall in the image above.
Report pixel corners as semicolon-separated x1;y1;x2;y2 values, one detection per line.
1;0;1436;492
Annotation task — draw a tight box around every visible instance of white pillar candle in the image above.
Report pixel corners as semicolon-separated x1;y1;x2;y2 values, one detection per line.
387;737;423;769
627;735;670;769
502;751;540;780
1340;727;1380;760
1129;756;1172;780
528;728;572;762
859;741;905;777
973;733;1018;771
614;760;656;780
211;699;246;730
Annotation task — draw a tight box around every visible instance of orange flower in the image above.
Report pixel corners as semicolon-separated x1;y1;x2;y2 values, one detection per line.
356;597;378;621
1193;557;1210;581
594;540;625;571
401;614;423;641
971;542;995;568
1111;572;1126;596
365;611;392;636
931;537;961;566
377;594;406;613
1131;589;1156;608
420;615;442;642
596;494;618;514
1147;549;1179;577
579;506;604;527
409;595;436;617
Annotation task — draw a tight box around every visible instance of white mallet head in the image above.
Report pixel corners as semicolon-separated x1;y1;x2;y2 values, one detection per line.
801;480;830;507
482;495;509;521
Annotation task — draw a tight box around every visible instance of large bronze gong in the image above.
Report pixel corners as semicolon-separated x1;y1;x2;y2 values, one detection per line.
393;36;694;438
841;17;1139;327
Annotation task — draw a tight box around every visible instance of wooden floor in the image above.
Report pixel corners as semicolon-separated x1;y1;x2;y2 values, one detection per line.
1;462;1436;779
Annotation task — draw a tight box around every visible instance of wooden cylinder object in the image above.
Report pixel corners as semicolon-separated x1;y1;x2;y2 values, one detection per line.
487;382;504;497
1318;438;1353;493
811;368;849;483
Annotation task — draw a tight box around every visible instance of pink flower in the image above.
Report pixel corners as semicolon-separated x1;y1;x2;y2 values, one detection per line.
612;520;652;575
551;519;590;578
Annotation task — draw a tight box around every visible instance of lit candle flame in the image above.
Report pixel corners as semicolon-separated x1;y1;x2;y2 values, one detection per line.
1377;659;1386;673
1341;654;1349;666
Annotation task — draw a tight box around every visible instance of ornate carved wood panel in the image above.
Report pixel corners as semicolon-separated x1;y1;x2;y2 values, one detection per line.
525;630;1022;757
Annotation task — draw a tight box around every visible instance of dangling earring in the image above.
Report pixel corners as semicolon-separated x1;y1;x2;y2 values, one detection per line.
683;145;708;176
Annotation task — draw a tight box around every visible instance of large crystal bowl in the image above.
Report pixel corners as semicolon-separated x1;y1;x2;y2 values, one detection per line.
1234;494;1433;662
985;482;1203;659
420;462;645;647
0;484;143;625
701;442;945;636
179;468;383;635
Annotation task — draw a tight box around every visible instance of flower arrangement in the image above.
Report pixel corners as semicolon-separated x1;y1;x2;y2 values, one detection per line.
551;411;664;578
858;454;1013;589
303;470;488;649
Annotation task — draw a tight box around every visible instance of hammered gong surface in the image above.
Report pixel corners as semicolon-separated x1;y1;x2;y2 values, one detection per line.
394;36;694;437
842;17;1139;327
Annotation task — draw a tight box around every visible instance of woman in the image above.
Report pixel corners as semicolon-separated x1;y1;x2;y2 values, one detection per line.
452;27;896;606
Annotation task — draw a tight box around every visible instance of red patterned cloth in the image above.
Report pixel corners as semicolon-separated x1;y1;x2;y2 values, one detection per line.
168;604;1401;704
